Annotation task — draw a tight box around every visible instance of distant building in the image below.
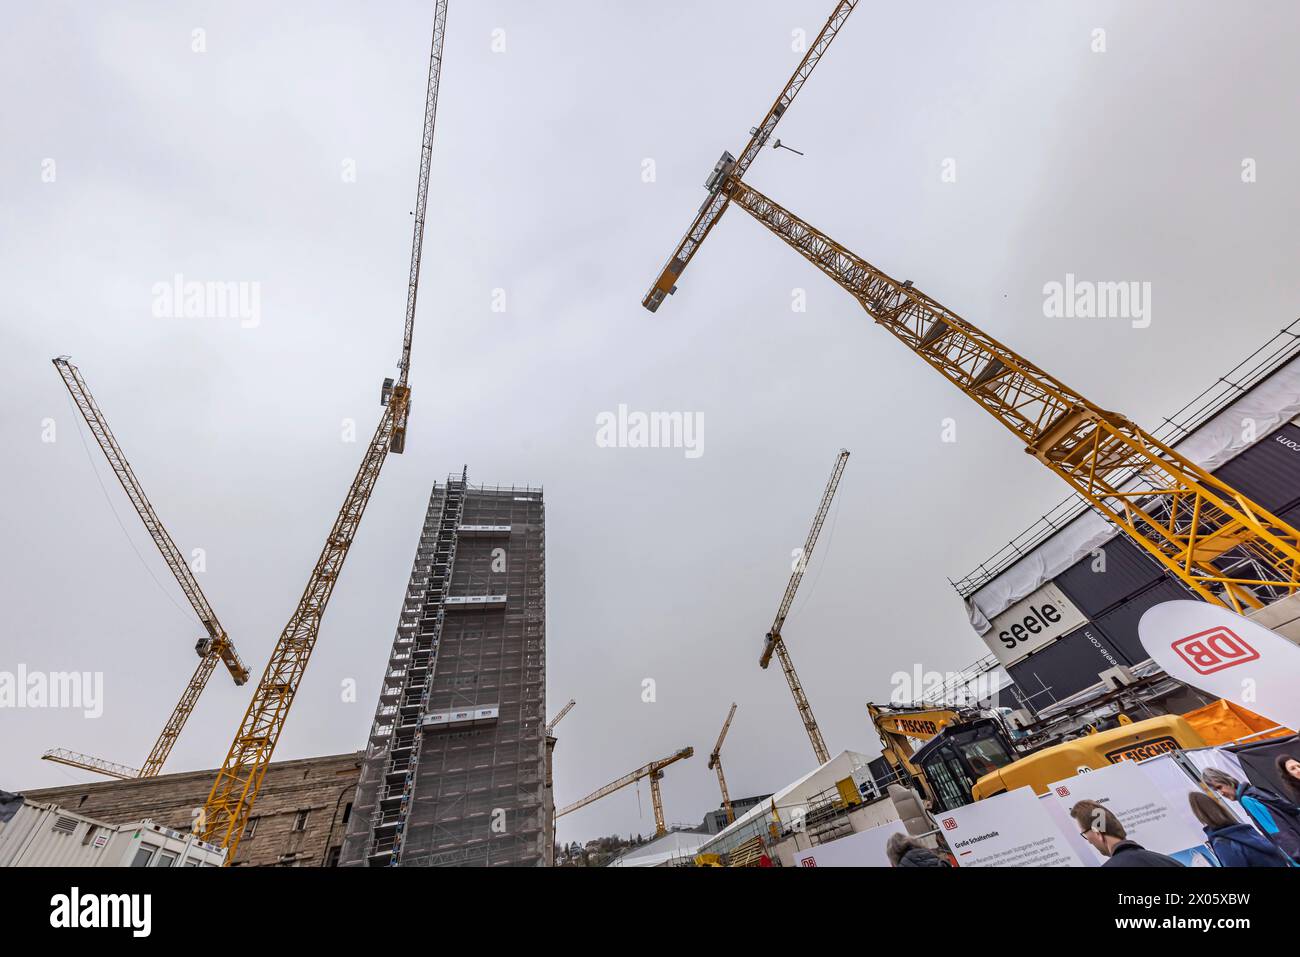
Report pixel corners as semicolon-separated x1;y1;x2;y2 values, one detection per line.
16;751;361;867
341;474;550;866
702;794;771;834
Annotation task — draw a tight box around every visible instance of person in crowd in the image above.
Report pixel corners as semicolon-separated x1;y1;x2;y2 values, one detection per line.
1274;754;1300;803
1188;791;1291;867
1202;767;1300;862
885;832;949;867
1069;800;1183;867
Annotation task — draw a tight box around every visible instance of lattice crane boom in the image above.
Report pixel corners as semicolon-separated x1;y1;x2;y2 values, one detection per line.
556;747;694;837
756;450;847;766
53;358;247;684
41;749;140;781
708;703;738;824
639;0;1300;624
721;178;1300;612
642;0;858;312
545;698;575;736
50;357;247;780
198;0;450;857
761;448;849;668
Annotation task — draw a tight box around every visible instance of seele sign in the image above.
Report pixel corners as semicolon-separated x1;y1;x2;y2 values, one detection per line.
982;583;1088;667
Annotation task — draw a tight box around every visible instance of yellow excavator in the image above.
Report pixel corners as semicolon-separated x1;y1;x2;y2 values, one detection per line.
868;702;1208;811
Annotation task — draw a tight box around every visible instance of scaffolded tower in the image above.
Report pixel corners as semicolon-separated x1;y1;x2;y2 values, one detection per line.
341;472;549;866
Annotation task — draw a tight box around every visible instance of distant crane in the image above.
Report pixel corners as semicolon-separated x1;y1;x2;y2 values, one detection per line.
640;0;1300;615
197;0;450;858
556;747;694;838
707;703;738;824
46;357;249;780
545;699;576;736
759;450;849;765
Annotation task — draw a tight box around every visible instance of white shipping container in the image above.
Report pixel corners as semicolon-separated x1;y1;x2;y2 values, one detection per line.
0;800;225;867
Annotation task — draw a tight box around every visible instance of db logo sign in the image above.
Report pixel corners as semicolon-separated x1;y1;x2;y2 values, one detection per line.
942;817;957;831
1171;627;1259;675
800;858;817;867
1055;786;1070;797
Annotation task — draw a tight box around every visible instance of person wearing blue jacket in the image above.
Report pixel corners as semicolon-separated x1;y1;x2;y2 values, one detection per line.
1202;767;1300;863
1189;791;1291;867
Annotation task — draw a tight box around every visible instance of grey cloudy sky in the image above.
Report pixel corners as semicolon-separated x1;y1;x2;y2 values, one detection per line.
2;0;1299;845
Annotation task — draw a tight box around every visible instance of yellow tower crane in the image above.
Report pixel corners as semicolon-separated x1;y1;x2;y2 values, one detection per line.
759;449;849;765
46;357;249;780
196;0;450;858
642;0;1300;614
707;703;738;824
556;747;694;838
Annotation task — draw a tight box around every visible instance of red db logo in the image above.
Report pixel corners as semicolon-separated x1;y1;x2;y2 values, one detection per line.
942;817;957;831
1171;627;1259;675
800;857;817;867
1055;786;1070;797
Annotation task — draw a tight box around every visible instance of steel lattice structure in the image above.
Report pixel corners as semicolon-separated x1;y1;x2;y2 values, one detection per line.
640;0;1300;624
198;0;450;857
51;357;248;779
642;0;858;312
723;178;1300;613
556;747;694;838
708;703;738;825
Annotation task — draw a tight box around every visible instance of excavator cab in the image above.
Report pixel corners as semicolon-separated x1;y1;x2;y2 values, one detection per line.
910;718;1018;812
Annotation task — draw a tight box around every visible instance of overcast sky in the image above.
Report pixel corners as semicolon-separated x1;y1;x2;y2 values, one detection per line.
3;0;1299;846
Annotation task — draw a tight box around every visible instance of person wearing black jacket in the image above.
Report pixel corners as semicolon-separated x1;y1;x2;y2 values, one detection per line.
1070;800;1184;868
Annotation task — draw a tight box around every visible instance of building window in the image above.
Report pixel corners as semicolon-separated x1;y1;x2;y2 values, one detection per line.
342;802;352;824
325;845;342;867
131;844;159;868
244;818;259;840
155;850;178;868
293;810;309;832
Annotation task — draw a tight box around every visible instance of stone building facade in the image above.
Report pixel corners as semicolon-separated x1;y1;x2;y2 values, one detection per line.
20;751;361;867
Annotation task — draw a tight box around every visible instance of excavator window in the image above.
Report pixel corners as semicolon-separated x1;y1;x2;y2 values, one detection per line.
913;719;1017;811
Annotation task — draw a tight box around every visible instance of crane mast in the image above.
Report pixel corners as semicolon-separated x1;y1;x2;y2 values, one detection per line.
640;0;1300;619
708;703;738;824
760;449;848;765
48;357;248;780
556;747;694;838
198;0;450;856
